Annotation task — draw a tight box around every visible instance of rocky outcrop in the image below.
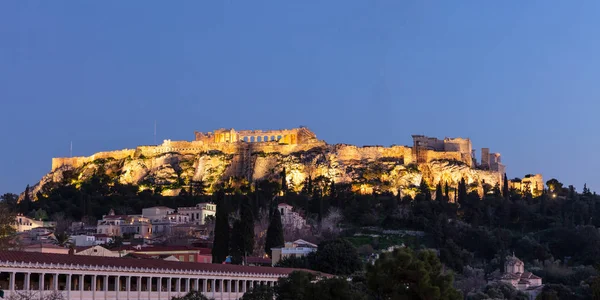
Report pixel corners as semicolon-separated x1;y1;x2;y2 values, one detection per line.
29;143;504;200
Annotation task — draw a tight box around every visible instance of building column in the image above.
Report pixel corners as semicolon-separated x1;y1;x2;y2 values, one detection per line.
66;274;71;299
227;279;231;297
8;272;14;291
167;277;171;299
185;278;190;293
39;272;45;291
104;275;109;296
220;279;224;299
92;275;96;300
147;277;152;300
53;273;58;291
115;276;120;299
23;273;29;291
202;279;207;293
137;276;141;300
79;274;84;300
211;279;216;299
126;276;131;300
176;278;180;293
194;278;199;291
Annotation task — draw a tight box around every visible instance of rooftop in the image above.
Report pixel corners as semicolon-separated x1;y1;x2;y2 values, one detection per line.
144;206;174;210
24;243;65;250
113;245;212;255
0;251;323;276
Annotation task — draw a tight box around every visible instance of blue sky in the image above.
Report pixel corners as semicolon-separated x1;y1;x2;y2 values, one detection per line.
1;1;599;194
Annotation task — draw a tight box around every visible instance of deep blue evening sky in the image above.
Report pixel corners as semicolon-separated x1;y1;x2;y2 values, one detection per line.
1;1;599;194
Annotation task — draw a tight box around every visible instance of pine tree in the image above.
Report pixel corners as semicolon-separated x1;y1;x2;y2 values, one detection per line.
502;173;509;200
212;190;230;264
435;182;444;202
265;208;284;257
583;183;591;196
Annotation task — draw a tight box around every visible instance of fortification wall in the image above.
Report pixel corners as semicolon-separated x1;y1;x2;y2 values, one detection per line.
334;145;412;164
443;137;472;153
422;150;464;165
51;149;135;171
248;141;327;155
137;140;210;157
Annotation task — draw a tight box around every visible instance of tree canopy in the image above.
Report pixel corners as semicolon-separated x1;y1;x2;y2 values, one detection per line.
367;247;462;300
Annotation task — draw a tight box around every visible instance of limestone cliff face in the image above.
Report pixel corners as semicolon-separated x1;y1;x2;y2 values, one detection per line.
31;141;503;199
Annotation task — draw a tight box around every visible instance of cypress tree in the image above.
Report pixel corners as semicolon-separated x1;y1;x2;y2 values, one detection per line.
444;181;449;199
457;178;467;206
502;173;509;200
230;201;255;264
311;189;324;221
212;190;230;264
419;179;432;201
330;180;338;207
240;201;255;256
19;185;31;214
435;182;444;202
540;189;547;216
281;167;288;194
265;208;284;257
230;220;244;264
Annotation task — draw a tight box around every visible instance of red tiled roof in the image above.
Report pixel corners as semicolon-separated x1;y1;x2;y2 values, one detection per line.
113;245;211;254
125;253;176;260
74;246;96;252
103;215;128;220
24;243;65;249
0;250;324;276
246;257;271;264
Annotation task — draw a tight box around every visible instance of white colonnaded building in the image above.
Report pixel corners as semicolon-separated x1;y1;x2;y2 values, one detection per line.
0;250;322;300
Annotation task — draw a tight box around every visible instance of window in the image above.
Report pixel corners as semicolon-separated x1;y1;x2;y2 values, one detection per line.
179;255;185;261
189;255;194;262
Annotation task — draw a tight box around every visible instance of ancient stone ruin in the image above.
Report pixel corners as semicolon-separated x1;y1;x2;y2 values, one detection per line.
39;127;528;199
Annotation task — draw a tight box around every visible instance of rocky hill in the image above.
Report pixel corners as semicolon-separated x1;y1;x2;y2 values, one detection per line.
29;128;504;200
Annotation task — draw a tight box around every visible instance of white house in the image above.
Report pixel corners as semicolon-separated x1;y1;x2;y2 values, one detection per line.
277;203;306;230
96;210;127;236
141;206;175;221
178;203;217;225
270;239;317;266
13;215;56;233
70;235;96;247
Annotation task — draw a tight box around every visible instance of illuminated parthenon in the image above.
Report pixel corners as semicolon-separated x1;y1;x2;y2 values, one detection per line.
194;127;317;145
